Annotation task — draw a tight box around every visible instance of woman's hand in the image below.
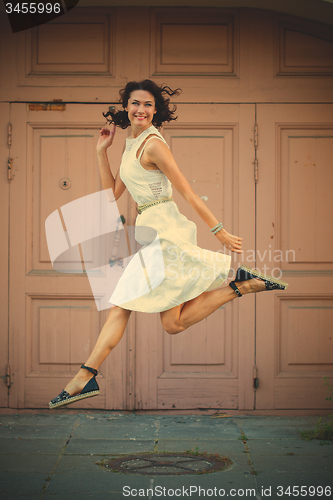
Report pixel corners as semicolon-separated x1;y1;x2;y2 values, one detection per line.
96;124;116;152
214;228;243;254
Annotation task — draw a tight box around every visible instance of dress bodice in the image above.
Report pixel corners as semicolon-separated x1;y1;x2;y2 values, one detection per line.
119;125;173;205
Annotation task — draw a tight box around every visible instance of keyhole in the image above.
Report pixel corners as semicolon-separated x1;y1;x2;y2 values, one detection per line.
59;178;71;190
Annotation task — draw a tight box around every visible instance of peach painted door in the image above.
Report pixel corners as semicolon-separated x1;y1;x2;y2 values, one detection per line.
135;104;257;410
8;102;257;410
8;103;131;409
256;104;333;410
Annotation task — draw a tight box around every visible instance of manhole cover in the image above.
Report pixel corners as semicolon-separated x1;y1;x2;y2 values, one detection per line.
104;452;232;475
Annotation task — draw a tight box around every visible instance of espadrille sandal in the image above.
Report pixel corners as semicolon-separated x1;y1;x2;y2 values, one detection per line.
49;365;99;409
229;265;289;297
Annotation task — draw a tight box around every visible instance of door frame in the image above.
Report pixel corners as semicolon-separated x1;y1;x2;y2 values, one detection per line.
0;103;10;407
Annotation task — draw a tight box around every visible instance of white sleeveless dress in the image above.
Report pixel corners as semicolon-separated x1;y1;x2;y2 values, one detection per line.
109;125;231;313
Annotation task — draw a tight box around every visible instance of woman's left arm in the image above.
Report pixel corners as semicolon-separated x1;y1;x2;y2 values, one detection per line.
144;139;243;254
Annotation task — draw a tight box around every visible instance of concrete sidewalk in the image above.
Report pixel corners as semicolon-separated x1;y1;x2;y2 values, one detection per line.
0;412;332;500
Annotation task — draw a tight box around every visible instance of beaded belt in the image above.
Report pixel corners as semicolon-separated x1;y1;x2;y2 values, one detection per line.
137;197;173;214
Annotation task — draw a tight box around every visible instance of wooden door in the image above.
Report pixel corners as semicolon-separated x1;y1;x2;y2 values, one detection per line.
8;102;257;410
135;104;257;410
8;103;131;409
256;104;333;410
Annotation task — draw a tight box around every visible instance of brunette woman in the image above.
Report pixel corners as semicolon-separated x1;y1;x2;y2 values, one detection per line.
49;80;287;408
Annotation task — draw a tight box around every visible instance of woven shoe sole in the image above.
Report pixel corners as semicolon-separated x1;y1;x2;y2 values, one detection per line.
238;265;289;289
49;390;100;409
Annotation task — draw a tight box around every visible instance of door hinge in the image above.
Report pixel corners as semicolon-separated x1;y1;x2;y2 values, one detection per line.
7;158;14;182
254;157;258;183
1;364;11;388
6;364;11;388
253;123;258;183
8;122;12;148
7;123;14;182
254;123;258;150
253;365;259;389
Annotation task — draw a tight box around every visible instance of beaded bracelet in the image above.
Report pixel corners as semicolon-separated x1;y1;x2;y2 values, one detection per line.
210;222;223;235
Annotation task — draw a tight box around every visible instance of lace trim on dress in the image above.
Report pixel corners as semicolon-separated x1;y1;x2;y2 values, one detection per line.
148;181;163;198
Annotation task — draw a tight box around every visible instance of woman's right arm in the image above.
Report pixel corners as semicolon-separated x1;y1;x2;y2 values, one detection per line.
96;125;126;200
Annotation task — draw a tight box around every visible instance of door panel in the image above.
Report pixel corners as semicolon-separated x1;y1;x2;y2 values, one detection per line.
135;104;257;410
9;104;130;408
256;104;333;410
30;128;98;272
280;132;333;271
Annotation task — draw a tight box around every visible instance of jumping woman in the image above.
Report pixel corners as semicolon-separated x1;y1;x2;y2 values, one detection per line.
49;80;288;409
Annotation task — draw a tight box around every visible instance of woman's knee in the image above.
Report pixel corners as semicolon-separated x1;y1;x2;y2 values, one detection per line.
167;326;184;335
161;317;185;335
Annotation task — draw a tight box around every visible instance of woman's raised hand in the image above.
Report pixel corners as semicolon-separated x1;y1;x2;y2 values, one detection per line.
215;228;243;254
96;124;116;152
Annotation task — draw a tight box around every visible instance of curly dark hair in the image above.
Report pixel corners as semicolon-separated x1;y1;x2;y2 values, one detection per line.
103;79;182;129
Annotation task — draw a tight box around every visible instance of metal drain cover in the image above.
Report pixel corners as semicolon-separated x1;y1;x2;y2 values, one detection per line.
104;452;232;475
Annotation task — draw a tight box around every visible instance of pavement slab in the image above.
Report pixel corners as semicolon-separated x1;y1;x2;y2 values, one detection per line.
0;413;332;499
0;454;58;474
1;496;41;500
0;472;50;495
0;438;69;455
248;438;333;456
65;438;155;455
252;454;333;473
156;438;248;459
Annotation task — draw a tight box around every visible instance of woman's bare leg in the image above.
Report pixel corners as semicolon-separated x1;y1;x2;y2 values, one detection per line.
63;305;131;396
160;279;265;334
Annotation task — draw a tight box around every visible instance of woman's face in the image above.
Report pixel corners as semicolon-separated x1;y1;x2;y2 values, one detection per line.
125;90;157;131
